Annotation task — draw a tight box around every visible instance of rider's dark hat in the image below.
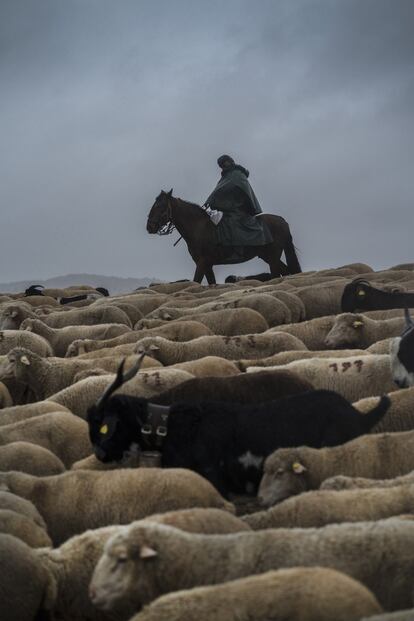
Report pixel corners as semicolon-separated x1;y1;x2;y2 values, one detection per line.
217;154;235;168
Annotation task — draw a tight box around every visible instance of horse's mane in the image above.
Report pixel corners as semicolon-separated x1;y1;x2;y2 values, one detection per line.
174;197;211;221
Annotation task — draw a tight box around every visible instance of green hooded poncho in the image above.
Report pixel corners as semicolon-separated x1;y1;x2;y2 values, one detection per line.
205;165;273;247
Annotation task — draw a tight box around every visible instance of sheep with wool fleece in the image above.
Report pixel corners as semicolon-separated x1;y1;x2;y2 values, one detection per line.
0;509;52;548
48;367;194;419
172;307;270;336
269;315;336;350
245;483;414;528
0;382;12;408
0;347;161;401
134;332;307;364
353;387;414;433
148;293;291;327
237;347;369;370
20;318;132;356
89;517;414;612
124;568;382;621
0;534;55;621
92;292;170;316
0;411;90;467
0;400;70;426
247;354;396;401
321;469;414;491
0;328;53;357
0;490;46;528
35;508;250;621
0;468;233;545
39;304;132;328
258;429;414;505
65;320;213;357
325;313;406;349
0;442;65;476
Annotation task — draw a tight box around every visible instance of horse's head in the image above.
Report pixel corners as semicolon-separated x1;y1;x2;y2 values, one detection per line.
147;189;174;235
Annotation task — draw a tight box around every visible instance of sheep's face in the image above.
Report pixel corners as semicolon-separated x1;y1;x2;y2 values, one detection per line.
90;530;159;612
134;338;163;361
390;335;414;388
65;340;88;357
258;458;308;506
0;307;20;330
324;314;365;349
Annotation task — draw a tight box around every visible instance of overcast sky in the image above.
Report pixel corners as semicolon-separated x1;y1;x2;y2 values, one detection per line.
1;0;413;284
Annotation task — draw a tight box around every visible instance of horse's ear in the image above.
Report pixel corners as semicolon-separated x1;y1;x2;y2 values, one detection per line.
168;188;173;196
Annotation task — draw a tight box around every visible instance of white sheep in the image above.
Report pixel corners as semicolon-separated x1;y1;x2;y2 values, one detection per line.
0;441;65;475
258;430;414;505
247;354;396;401
89;517;414;612
0;467;234;544
135;332;307;364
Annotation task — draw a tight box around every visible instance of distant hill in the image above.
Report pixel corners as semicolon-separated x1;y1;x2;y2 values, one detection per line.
0;274;162;296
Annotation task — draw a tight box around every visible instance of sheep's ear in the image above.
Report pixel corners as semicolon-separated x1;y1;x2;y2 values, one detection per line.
24;324;33;332
150;344;160;351
353;320;364;328
140;545;158;560
163;312;172;320
292;462;306;474
20;355;31;366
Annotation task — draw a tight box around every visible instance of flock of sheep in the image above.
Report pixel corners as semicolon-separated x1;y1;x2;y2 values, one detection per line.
0;262;414;621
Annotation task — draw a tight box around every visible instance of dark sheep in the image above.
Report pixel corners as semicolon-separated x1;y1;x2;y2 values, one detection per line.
24;285;44;297
88;361;390;497
391;309;414;388
341;278;414;312
153;370;314;405
225;273;272;283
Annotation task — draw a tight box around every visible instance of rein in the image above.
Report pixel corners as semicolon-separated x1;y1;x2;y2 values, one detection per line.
156;198;176;236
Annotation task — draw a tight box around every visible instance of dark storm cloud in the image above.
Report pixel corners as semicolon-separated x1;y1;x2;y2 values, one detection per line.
0;0;413;284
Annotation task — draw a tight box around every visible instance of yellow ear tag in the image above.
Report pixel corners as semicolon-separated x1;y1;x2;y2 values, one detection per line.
357;290;366;296
100;424;108;435
353;321;363;328
292;462;306;474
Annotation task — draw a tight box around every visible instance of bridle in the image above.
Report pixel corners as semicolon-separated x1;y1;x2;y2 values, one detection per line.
148;196;176;236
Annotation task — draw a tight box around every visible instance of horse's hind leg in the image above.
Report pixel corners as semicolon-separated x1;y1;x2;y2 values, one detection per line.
205;266;216;285
193;260;206;284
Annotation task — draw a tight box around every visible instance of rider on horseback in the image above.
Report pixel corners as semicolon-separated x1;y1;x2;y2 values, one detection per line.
205;155;273;252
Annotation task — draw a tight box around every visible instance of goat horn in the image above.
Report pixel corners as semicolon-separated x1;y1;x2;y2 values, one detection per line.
95;353;146;410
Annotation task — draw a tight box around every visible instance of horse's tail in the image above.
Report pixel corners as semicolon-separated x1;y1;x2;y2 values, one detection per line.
284;233;302;274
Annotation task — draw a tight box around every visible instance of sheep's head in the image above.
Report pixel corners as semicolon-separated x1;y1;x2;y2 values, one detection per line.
134;337;164;361
390;309;414;388
65;340;89;357
0;305;25;330
0;348;36;382
324;313;366;349
89;524;169;613
258;451;309;506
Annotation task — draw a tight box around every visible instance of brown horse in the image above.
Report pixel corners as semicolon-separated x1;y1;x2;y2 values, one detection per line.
147;190;301;284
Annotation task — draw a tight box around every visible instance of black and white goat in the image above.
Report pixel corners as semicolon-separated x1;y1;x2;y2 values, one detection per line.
341;278;414;312
391;309;414;388
87;356;390;497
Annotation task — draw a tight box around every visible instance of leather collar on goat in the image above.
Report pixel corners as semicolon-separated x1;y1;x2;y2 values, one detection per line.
139;403;170;449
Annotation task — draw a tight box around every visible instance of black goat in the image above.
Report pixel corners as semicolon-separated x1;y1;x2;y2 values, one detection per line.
24;285;44;297
341;278;414;312
87;358;390;497
225;272;272;283
153;370;313;405
391;308;414;388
